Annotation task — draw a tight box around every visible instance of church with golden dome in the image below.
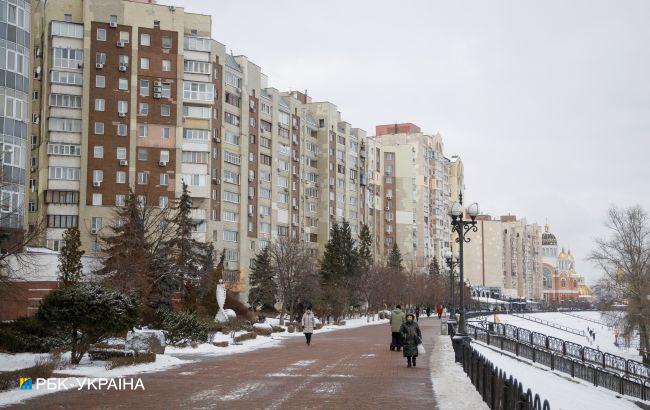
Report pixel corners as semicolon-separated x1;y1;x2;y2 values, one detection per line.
541;225;593;304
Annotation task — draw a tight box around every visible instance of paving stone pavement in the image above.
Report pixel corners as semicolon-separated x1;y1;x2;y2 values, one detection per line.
14;317;441;409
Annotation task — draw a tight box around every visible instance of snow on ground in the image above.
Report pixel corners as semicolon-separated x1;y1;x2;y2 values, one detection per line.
475;311;642;362
471;341;647;410
430;334;488;410
52;354;189;378
0;353;51;372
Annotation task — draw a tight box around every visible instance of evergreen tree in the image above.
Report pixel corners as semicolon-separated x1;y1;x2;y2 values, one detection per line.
429;256;441;276
99;190;174;322
58;227;84;286
166;182;211;311
248;246;277;311
197;249;223;319
388;243;403;271
318;220;360;318
358;223;373;270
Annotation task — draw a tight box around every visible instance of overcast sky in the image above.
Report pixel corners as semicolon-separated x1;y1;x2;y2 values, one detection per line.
176;0;650;283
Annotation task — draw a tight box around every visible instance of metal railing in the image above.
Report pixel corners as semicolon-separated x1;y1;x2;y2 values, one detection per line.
471;320;650;380
559;311;610;327
510;313;586;336
468;324;650;401
461;341;551;410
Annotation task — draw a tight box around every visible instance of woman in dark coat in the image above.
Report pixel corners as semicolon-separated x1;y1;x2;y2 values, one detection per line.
400;313;422;367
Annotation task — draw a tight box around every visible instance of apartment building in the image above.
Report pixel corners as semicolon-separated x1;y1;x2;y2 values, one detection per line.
463;215;543;300
0;0;31;251
366;124;456;272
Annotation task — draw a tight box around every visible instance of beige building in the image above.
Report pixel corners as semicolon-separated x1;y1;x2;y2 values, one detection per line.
365;124;460;272
463;215;543;300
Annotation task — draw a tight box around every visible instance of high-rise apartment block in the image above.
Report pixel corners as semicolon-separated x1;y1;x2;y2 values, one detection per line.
463;215;543;300
366;125;462;272
11;0;464;303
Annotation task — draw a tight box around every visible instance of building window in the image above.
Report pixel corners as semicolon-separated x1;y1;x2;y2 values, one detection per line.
94;98;105;111
140;57;150;70
138;148;148;161
137;172;148;185
93;146;104;158
162;36;172;49
162;60;171;72
97;28;106;41
140;33;150;46
138;103;149;116
95;122;104;134
161;127;170;139
160;173;169;186
116;171;126;184
96;75;105;88
116;147;127;160
223;230;239;242
116;195;126;206
119;78;128;90
140;80;149;97
161;105;171;116
159;196;168;208
92;193;102;206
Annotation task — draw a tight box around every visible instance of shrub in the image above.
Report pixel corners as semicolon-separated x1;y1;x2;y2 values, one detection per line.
157;308;211;346
225;293;255;321
37;283;139;364
0;316;66;353
105;352;155;370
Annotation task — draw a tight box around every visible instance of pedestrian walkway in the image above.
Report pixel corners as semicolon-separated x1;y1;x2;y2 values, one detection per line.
16;318;441;409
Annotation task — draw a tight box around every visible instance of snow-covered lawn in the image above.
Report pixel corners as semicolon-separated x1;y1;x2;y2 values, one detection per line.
0;353;51;372
475;311;643;362
471;341;647;410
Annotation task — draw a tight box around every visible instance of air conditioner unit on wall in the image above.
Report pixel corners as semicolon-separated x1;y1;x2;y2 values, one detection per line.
93;181;101;187
95;63;104;69
116;40;125;48
119;159;128;166
109;21;117;28
90;228;99;235
159;161;168;166
119;64;128;72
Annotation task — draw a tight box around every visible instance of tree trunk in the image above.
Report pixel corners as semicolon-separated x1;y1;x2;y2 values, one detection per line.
279;304;286;326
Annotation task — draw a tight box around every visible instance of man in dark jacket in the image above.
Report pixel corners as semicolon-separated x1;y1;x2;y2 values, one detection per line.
389;305;405;351
400;313;422;367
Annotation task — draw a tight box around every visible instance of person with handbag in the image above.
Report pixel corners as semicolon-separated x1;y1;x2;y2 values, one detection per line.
399;313;422;367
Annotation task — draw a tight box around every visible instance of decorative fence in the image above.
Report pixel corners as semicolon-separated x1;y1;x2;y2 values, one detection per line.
460;341;551;410
474;320;650;380
468;324;650;401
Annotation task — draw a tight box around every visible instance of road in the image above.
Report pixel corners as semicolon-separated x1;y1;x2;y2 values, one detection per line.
16;318;440;409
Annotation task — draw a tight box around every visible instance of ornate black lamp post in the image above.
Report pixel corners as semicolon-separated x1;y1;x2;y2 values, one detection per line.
443;249;459;319
448;193;479;339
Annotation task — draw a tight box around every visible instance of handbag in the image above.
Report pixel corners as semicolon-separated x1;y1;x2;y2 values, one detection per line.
417;343;426;354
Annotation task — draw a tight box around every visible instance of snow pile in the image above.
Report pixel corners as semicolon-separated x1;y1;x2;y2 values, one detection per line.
0;353;51;372
430;335;488;410
125;329;166;354
253;322;273;331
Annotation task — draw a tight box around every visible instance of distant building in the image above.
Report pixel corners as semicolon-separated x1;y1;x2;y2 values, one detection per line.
463;214;543;300
541;224;592;304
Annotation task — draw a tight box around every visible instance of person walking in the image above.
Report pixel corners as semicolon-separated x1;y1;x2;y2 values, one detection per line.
436;304;443;319
301;307;316;346
426;306;432;317
415;307;421;321
400;313;422;367
390;304;405;351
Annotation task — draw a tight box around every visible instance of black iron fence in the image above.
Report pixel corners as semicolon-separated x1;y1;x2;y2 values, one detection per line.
468;324;650;401
472;320;650;380
460;341;551;410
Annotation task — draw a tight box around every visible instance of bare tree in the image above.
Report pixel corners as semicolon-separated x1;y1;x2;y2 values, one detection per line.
268;236;317;325
589;205;650;363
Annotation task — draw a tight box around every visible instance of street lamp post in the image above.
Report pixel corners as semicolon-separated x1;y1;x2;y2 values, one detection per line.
448;193;479;357
444;249;460;319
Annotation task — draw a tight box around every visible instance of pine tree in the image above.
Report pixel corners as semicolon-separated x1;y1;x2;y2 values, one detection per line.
429;256;441;276
58;227;84;286
248;246;277;311
388;243;403;271
166;182;210;311
358;223;373;270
